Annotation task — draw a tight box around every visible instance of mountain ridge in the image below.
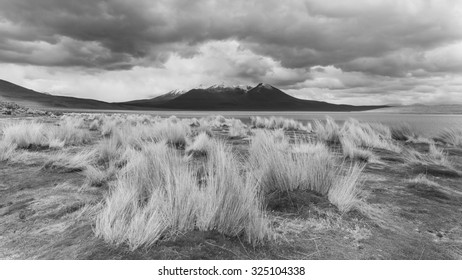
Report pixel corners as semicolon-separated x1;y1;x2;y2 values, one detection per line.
0;79;386;111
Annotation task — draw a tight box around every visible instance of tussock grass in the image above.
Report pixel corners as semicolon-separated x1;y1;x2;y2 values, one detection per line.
402;144;460;177
101;120;118;137
341;119;400;152
95;140;271;249
340;137;374;162
435;128;462;147
406;136;434;145
49;121;92;146
249;130;365;213
196;140;270;243
390;123;416;141
43;149;96;173
186;132;214;157
228;119;249;138
2;121;48;149
0;141;16;161
83;165;116;188
407;174;440;188
406;174;450;200
313;116;341;143
142;120;191;148
328;163;365;213
250;116;309;131
403;144;450;167
1;120;91;150
249;130;335;196
89;120;100;131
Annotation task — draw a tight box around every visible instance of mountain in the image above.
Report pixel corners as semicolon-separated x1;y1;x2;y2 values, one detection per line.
0;79;122;110
120;83;385;111
122;89;186;107
1;79;386;111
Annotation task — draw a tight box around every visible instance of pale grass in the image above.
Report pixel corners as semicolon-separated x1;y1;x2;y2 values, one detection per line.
250;116;309;131
1;120;91;150
340;136;374;162
341;119;401;152
48;121;92;146
390;123;417;141
43;149;97;172
2;121;48;148
435;128;462;147
96;140;271;249
0;141;16;161
228;119;249;138
403;144;451;167
313;116;341;143
249;130;335;196
196;140;270;244
407;174;440;188
328;163;365;213
186;132;214;156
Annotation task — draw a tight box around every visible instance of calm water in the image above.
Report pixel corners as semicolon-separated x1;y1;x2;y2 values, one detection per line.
127;111;461;137
53;109;462;137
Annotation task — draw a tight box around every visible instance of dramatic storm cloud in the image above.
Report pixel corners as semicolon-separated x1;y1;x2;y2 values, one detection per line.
0;0;461;104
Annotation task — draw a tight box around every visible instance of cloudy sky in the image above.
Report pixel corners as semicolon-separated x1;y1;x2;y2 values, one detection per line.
1;0;461;105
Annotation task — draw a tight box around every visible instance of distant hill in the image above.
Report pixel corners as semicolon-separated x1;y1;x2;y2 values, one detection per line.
118;83;385;111
0;79;122;110
1;79;386;111
369;104;462;114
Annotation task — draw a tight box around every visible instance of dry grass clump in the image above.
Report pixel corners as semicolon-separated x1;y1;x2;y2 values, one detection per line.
406;136;434;145
407;174;440;188
43;149;97;173
403;143;450;167
341;119;400;152
95;140;271;249
313;116;341;143
328;163;365;212
89;119;101;131
435;128;462;147
1;120;91;151
0;141;16;161
186;132;214;157
405;174;450;200
228;118;249;138
340;137;374;162
49;120;92;146
196;140;269;243
250;116;309;131
390;123;416;141
1;121;49;149
101;120;118;137
143;120;191;148
197;115;228;128
402;144;460;177
249;130;335;196
249;130;365;212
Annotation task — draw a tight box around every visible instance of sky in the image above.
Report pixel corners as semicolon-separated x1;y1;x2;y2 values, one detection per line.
0;0;462;105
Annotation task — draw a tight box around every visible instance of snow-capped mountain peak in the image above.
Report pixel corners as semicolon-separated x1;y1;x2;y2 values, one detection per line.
255;83;273;90
165;89;187;95
195;83;252;92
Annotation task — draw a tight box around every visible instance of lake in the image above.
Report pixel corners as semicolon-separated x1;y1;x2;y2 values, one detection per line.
118;110;461;137
37;108;462;137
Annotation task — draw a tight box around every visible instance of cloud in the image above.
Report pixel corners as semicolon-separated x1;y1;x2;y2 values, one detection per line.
0;0;462;104
1;0;461;71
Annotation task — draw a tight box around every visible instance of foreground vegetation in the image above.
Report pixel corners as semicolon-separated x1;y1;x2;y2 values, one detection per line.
0;112;461;259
